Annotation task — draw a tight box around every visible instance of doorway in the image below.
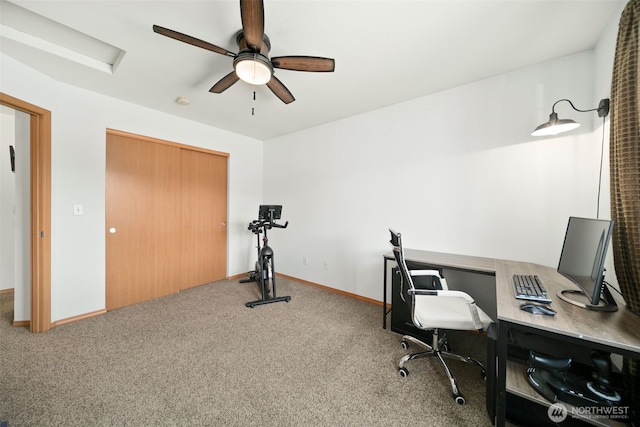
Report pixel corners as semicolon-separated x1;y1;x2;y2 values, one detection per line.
0;92;52;333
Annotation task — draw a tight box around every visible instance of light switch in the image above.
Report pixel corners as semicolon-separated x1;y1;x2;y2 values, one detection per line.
73;204;83;216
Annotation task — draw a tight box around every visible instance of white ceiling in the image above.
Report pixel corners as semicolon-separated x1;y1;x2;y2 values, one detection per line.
0;0;625;140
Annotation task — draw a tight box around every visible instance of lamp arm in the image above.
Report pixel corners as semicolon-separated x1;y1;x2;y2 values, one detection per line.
552;98;610;117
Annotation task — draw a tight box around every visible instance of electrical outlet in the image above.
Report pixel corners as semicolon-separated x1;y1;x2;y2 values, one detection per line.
73;204;83;216
303;256;308;266
323;261;329;270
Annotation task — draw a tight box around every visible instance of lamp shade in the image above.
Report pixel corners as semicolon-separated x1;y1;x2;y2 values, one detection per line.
531;112;581;137
234;52;273;85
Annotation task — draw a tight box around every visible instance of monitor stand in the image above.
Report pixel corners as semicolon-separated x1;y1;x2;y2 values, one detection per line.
557;285;618;312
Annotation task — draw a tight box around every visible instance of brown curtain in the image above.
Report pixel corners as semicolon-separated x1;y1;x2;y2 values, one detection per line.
610;0;640;418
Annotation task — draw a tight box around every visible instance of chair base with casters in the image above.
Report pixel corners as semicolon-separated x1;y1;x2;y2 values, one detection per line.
398;330;486;405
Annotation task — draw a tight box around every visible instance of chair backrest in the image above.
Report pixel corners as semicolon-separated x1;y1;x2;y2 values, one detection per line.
389;229;441;304
389;229;413;293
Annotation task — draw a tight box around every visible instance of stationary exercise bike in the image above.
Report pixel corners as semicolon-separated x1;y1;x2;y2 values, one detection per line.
240;205;291;308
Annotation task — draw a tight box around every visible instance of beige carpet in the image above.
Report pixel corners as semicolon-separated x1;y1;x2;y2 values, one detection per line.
0;277;492;426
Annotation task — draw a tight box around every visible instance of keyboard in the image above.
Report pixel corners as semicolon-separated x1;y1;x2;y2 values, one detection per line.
512;274;552;303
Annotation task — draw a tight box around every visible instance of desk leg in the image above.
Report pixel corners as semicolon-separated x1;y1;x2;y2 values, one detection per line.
383;258;388;329
495;320;508;427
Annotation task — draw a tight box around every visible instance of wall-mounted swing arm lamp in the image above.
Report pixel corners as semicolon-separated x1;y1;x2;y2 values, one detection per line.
530;97;612;219
531;98;610;136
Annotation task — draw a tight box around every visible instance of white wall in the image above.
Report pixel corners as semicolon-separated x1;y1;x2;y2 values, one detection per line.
0;107;16;291
1;106;30;322
1;53;264;323
0;2;624;322
14;108;30;320
263;12;622;302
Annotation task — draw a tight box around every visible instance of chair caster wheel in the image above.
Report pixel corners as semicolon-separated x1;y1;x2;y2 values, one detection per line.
401;340;409;350
480;369;486;380
398;367;409;378
454;394;466;405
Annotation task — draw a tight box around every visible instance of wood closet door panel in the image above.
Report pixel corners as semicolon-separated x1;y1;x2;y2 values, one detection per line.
180;149;227;289
106;133;183;310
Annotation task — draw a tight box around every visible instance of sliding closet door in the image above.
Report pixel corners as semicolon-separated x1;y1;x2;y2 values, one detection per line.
181;149;227;290
106;133;183;310
106;131;229;311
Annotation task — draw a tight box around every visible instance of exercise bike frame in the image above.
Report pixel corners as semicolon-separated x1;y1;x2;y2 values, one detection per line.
240;215;291;308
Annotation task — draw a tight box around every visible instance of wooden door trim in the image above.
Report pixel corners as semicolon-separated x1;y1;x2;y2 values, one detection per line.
106;129;230;157
0;92;52;333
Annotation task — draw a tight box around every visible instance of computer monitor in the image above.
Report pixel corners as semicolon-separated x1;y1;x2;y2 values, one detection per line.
556;216;617;311
258;205;282;221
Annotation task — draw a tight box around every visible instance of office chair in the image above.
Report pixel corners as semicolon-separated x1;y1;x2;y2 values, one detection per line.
389;229;493;404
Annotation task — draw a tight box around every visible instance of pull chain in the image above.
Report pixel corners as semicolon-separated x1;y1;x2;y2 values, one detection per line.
252;91;256;116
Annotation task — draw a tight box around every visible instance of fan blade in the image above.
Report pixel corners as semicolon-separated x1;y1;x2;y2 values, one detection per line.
210;72;240;93
266;75;295;104
240;0;264;51
271;56;335;72
153;25;236;57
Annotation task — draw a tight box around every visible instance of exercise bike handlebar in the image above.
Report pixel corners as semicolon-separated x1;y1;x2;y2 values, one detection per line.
247;219;288;233
247;220;262;233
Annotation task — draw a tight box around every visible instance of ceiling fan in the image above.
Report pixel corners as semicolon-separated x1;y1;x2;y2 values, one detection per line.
153;0;335;104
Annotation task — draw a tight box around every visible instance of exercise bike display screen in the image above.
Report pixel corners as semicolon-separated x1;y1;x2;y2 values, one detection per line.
259;205;282;221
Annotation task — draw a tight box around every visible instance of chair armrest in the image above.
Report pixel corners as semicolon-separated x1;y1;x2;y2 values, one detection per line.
442;290;485;331
408;289;472;300
434;289;475;302
408;270;449;290
408;269;441;277
408;288;439;296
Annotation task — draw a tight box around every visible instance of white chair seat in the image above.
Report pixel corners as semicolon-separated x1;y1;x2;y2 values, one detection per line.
413;294;493;331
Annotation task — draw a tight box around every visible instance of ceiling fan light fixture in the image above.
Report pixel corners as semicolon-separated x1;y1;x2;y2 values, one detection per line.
234;52;273;85
154;0;334;103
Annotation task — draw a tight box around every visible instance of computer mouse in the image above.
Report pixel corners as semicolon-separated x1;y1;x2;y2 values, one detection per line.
520;303;556;316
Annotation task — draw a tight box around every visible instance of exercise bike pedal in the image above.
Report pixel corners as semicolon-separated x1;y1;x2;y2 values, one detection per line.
239;273;257;284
